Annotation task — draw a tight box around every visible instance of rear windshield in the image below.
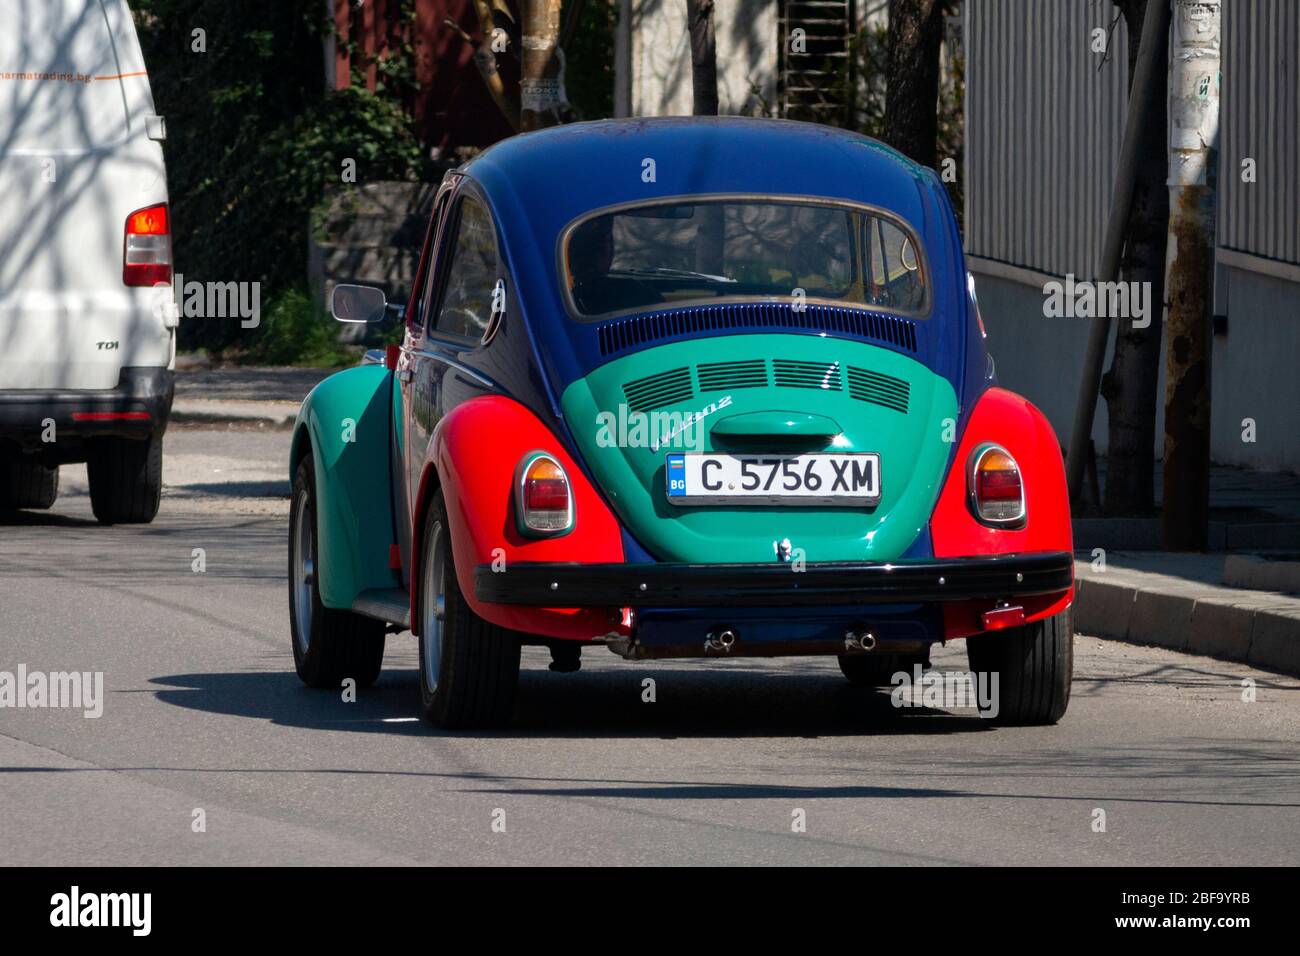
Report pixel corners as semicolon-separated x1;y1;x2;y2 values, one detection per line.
0;0;131;151
563;199;928;319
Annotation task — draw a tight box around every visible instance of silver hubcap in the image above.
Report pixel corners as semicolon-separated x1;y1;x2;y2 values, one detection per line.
421;520;446;693
292;490;315;654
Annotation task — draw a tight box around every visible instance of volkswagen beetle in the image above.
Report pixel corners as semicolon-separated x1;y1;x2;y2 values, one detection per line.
287;117;1074;728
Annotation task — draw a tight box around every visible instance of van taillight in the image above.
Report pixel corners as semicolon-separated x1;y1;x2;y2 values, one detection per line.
123;203;171;287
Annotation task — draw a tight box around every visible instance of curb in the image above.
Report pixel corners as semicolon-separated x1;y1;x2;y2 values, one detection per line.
1075;575;1300;676
170;400;298;430
1074;517;1300;551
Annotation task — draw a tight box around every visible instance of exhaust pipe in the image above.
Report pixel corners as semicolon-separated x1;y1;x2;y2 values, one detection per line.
844;628;877;653
704;628;738;654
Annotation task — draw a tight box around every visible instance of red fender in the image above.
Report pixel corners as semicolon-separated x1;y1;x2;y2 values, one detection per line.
416;395;628;641
930;388;1074;639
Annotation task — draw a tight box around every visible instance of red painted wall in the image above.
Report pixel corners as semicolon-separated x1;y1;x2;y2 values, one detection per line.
332;0;515;151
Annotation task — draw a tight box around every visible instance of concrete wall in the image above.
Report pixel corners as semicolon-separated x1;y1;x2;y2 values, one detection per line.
970;265;1164;456
616;0;779;117
1212;261;1300;471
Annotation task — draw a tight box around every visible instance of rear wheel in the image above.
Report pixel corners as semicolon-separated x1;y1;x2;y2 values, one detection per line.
288;456;385;689
966;608;1073;725
0;458;59;510
418;491;520;728
838;652;929;687
87;435;162;524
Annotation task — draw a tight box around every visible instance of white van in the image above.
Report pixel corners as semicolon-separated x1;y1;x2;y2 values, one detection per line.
0;0;174;523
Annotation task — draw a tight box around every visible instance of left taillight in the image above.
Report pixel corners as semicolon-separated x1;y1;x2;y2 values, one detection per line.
516;453;574;535
969;444;1025;526
123;203;171;287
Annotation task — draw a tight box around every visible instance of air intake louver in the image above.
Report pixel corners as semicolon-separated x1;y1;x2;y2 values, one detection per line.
847;366;910;413
596;302;919;357
622;367;693;412
773;360;843;390
697;359;768;392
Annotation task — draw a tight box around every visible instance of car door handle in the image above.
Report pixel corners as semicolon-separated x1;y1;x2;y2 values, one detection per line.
397;368;414;383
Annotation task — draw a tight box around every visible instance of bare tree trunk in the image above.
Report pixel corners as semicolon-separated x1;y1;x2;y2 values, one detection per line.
1162;0;1220;550
520;0;563;130
687;0;719;115
1100;0;1169;515
884;0;945;168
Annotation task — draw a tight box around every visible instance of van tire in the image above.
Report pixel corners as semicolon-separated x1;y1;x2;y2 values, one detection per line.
88;435;163;524
966;609;1073;725
0;459;59;510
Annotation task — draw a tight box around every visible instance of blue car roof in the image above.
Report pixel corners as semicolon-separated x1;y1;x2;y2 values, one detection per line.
459;117;980;427
464;117;937;241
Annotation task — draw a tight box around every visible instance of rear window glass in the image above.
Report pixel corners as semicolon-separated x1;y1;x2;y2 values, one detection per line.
563;199;928;319
0;0;131;151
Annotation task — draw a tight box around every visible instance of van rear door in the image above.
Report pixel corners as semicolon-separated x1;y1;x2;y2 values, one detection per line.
0;0;171;390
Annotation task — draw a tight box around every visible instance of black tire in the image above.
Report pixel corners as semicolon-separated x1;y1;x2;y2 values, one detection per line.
288;456;386;690
417;490;520;728
0;458;59;510
837;652;929;687
966;608;1073;725
87;435;162;524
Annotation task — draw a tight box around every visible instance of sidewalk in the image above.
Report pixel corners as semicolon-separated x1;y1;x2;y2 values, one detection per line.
1074;460;1300;550
1071;463;1300;675
1075;551;1300;676
171;365;334;428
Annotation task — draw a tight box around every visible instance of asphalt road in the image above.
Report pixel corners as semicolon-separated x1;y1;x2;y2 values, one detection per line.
1;428;1298;866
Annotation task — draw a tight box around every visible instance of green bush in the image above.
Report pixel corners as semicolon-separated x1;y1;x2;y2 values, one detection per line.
245;287;354;368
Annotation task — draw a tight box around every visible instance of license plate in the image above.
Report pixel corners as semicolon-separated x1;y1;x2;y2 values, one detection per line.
665;453;881;506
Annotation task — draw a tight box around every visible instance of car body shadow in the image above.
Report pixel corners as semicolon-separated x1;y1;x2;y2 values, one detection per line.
147;661;997;740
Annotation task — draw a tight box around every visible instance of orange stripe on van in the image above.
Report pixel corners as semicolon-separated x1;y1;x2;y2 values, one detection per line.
93;71;148;81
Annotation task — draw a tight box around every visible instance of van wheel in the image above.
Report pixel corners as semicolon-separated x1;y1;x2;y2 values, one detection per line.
418;491;520;729
966;609;1073;725
0;458;59;510
288;456;385;689
87;436;162;524
838;652;927;687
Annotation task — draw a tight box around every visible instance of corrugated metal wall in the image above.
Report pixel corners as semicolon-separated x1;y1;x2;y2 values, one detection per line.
966;0;1300;274
964;0;1131;277
1220;0;1299;266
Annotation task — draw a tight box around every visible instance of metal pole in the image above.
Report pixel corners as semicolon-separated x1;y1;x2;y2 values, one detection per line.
1161;0;1220;549
1065;0;1172;502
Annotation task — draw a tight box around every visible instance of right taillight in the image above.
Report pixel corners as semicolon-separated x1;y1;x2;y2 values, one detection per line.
969;444;1025;526
516;453;573;535
123;203;172;287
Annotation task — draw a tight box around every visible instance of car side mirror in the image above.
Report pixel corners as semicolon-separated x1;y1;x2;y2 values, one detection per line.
331;284;388;324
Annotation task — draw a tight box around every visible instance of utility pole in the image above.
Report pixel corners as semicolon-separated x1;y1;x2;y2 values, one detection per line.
1162;0;1220;549
520;0;563;130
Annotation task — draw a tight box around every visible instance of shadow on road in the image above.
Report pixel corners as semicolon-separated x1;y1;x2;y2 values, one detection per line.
0;508;98;527
146;664;996;740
